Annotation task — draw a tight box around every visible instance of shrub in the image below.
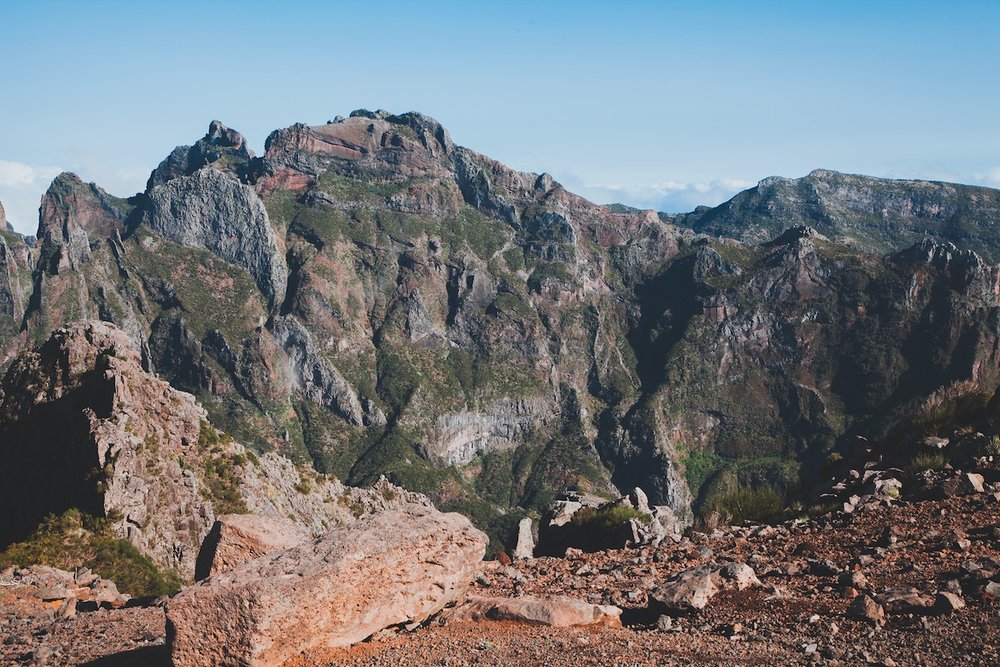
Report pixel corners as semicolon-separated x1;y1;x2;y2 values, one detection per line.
702;485;783;525
987;435;1000;458
905;452;946;476
909;379;991;434
0;510;182;598
197;421;248;515
569;504;651;532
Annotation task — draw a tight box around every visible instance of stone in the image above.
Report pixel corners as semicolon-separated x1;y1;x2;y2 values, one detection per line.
167;504;487;667
940;472;987;498
846;594;885;626
648;561;760;614
922;436;949;449
441;595;622;628
195;514;311;580
838;570;869;591
512;517;535;560
56;597;77;620
876;588;933;614
964;473;986;494
981;581;1000;601
628;487;651;514
934;592;965;614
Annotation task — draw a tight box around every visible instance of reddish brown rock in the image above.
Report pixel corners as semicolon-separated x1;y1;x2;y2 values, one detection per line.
847;593;886;626
194;514;310;580
167;504;487;667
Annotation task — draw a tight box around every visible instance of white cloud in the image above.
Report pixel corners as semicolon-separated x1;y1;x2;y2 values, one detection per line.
0;161;64;234
568;177;755;214
976;168;1000;188
0;160;62;189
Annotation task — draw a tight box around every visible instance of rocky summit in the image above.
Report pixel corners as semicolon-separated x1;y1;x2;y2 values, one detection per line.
2;110;1000;665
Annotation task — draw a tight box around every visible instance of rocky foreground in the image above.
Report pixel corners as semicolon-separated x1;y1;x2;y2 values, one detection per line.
2;470;998;666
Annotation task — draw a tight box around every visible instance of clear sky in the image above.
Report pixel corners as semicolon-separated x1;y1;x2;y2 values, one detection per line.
1;0;998;234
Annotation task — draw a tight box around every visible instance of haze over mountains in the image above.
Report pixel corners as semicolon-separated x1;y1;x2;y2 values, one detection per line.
3;109;1000;551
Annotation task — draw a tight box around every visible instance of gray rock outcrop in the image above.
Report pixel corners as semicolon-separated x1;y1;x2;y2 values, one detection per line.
143;168;287;312
0;322;428;581
648;561;761;614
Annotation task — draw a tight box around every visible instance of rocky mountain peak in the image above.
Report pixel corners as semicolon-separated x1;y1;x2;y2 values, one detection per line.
146;120;255;191
258;109;455;194
763;225;827;247
35;173;129;276
344;108;453;151
205;119;249;152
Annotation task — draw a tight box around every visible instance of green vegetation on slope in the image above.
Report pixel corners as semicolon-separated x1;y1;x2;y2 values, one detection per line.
0;509;182;598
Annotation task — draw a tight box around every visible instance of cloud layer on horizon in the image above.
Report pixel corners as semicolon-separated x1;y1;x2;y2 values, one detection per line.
564;177;756;214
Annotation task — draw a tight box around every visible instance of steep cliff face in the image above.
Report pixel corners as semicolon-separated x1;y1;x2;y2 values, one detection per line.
677;169;1000;260
143;168;287;313
23;173;139;346
0;322;426;581
2;114;1000;541
0;202;33;353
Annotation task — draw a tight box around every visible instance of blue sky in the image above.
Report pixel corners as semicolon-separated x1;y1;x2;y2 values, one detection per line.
1;0;998;234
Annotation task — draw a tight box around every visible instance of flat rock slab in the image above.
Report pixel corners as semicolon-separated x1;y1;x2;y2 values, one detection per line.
168;504;487;667
195;513;310;580
442;595;622;628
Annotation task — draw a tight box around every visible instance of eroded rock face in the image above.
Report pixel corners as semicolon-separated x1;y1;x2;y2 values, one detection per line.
194;514;309;580
0;322;430;581
0;220;32;351
167;504;488;667
0;322;210;576
143;168;287;312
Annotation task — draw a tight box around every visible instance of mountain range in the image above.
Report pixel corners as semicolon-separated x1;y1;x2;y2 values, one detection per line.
3;108;1000;550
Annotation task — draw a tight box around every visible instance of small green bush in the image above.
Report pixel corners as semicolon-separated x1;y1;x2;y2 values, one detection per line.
987;435;1000;458
905;452;946;476
569;503;651;532
702;485;783;525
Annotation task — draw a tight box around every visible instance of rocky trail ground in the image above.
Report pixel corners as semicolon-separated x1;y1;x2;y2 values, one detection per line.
3;477;998;666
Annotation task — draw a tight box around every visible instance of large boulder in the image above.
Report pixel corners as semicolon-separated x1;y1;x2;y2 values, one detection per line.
194;514;310;580
167;504;488;667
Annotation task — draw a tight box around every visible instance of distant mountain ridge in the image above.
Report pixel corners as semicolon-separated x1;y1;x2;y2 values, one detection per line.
2;110;1000;550
668;169;1000;260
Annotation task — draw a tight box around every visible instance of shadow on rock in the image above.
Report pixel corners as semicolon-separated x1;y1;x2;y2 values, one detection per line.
78;646;169;667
